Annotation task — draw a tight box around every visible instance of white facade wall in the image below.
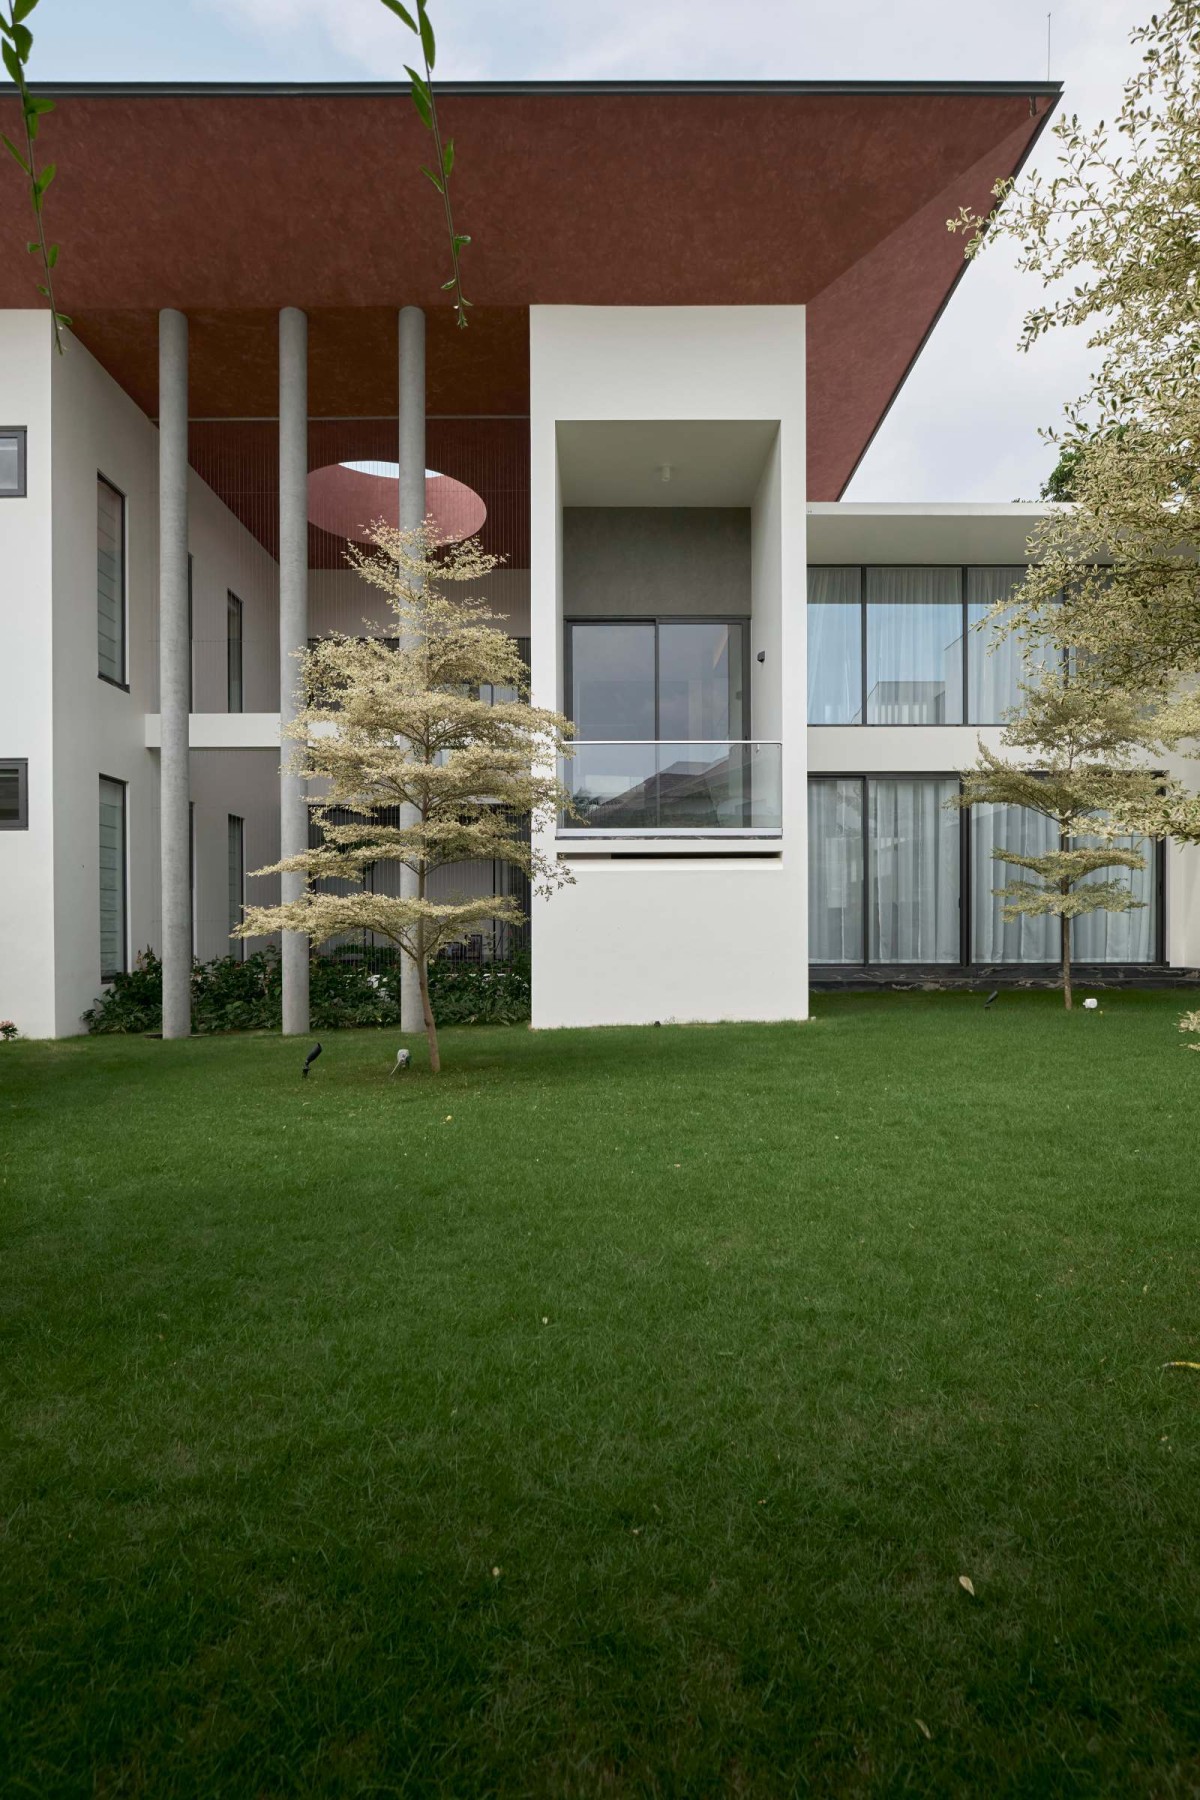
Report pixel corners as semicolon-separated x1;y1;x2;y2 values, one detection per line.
529;306;808;1029
0;314;55;1035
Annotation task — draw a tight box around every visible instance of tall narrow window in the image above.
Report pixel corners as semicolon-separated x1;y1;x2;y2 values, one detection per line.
0;427;27;496
98;776;127;979
189;801;196;957
228;814;245;959
187;554;194;711
807;568;862;724
0;759;29;829
868;777;960;962
97;477;126;685
227;592;243;712
866;568;963;724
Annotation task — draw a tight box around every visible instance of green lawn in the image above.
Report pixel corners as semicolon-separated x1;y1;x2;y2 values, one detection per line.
3;992;1200;1796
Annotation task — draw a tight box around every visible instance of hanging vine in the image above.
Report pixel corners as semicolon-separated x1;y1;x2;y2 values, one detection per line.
0;0;68;352
380;0;472;328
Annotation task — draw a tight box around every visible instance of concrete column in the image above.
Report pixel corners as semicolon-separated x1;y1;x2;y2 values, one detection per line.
398;306;426;1034
158;308;191;1039
279;306;311;1036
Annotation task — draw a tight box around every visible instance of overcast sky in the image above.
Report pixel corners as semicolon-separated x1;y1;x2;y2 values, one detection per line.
25;0;1147;500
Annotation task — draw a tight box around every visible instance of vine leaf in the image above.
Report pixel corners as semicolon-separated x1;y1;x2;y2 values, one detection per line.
384;1;472;328
1;0;65;351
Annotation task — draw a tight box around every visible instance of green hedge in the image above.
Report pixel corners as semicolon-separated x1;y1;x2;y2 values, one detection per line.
81;947;530;1035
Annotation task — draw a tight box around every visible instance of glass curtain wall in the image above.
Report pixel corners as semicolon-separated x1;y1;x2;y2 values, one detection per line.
809;779;1159;966
807;567;1059;726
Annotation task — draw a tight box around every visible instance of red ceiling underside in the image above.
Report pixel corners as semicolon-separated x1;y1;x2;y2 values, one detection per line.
0;84;1057;528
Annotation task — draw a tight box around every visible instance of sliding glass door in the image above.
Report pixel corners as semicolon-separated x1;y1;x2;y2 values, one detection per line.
810;776;1160;966
568;619;748;740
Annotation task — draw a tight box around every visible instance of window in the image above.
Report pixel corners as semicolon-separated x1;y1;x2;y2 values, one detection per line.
0;759;29;829
228;814;245;959
0;427;26;496
866;568;963;724
809;776;1160;966
189;801;196;957
807;568;862;724
97;477;126;685
808;778;863;960
567;619;749;740
868;776;961;961
972;803;1157;964
966;568;1062;724
187;554;194;711
227;592;243;713
808;567;1059;727
98;777;127;980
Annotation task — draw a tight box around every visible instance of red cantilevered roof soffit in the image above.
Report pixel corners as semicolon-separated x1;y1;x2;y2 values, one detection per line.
0;81;1059;501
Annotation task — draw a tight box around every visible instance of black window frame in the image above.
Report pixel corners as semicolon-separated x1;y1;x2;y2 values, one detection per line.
97;473;129;690
0;758;29;830
564;615;752;740
808;772;1165;971
0;426;27;498
98;774;128;982
807;567;1067;729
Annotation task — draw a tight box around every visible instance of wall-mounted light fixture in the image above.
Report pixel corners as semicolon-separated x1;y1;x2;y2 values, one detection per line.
756;650;766;664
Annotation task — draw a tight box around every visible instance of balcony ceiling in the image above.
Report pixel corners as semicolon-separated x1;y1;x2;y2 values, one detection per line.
0;80;1059;502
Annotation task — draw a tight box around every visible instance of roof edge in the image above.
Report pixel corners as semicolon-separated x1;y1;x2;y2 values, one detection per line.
1;78;1065;100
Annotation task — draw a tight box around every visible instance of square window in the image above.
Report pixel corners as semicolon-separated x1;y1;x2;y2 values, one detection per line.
0;759;29;828
0;428;27;497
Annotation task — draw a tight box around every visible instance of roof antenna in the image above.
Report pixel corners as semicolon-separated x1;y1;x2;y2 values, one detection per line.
1046;11;1052;80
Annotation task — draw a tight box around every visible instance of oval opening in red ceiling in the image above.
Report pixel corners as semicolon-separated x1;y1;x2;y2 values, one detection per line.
307;462;487;547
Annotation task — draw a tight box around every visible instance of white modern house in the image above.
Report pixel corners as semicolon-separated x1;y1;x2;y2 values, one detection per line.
1;77;1196;1040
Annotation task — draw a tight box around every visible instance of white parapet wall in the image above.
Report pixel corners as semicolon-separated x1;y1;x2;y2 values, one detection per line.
529;306;808;1029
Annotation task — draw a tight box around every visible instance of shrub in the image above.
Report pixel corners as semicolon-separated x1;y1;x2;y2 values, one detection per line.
81;947;529;1034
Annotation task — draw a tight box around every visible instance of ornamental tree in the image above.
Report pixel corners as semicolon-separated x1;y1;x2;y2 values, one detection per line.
238;523;573;1073
956;675;1175;1009
948;0;1200;835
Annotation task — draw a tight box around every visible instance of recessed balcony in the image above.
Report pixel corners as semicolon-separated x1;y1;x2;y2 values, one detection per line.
559;741;781;837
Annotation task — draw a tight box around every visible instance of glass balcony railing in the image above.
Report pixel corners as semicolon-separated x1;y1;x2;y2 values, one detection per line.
560;741;782;834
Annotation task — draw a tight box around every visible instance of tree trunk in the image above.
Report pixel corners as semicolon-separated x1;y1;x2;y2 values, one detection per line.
418;951;440;1074
1060;897;1073;1012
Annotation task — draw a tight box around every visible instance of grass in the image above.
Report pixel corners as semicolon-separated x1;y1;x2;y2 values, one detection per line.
2;990;1200;1796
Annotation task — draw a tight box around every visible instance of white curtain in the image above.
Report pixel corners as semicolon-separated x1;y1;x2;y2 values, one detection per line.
972;802;1058;962
1073;829;1155;961
865;568;963;724
972;805;1156;963
807;568;862;724
868;778;960;962
808;779;864;961
967;568;1060;725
